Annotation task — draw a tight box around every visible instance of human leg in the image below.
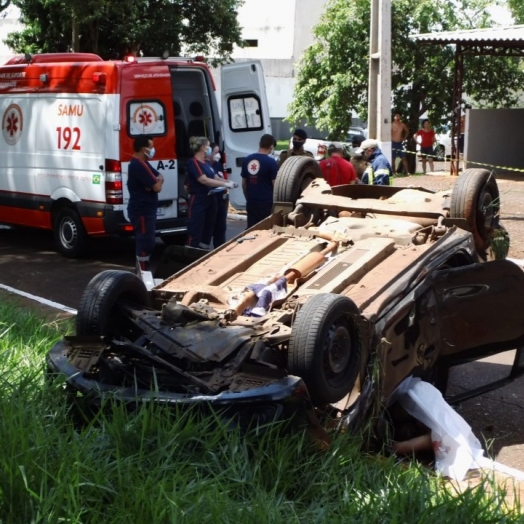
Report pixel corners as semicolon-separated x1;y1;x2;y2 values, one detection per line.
420;155;427;174
130;212;157;271
247;201;273;228
213;193;228;248
186;194;209;248
200;195;218;248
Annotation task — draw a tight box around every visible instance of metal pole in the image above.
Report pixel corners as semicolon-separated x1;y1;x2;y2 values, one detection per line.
367;0;391;161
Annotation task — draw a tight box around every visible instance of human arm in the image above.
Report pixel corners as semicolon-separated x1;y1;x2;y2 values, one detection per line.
242;178;248;199
402;123;409;141
197;174;236;189
152;173;164;193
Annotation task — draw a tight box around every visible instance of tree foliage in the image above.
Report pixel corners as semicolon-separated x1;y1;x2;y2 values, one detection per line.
288;0;524;138
508;0;524;23
6;0;244;64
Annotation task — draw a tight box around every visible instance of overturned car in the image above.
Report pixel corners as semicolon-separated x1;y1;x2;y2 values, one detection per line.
47;157;524;430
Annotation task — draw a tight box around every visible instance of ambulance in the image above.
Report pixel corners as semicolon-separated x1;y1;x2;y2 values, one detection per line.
0;52;271;256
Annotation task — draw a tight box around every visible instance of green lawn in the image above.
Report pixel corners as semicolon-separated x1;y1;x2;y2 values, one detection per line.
0;302;521;523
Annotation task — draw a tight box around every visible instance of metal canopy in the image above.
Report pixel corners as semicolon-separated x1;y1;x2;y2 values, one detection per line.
411;25;524;175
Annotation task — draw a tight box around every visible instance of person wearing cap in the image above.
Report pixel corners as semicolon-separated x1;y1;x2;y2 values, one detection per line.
319;143;357;187
357;139;393;186
277;128;314;167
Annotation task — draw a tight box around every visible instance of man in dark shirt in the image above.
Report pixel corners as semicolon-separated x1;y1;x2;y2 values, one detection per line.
127;134;164;271
241;134;279;228
277;128;314;167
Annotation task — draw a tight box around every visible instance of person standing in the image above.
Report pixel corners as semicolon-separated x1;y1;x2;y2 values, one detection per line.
185;136;237;248
414;119;436;174
391;113;410;174
241;134;279;228
127;135;164;271
277;128;314;167
319;144;357;187
204;142;228;249
357;139;393;186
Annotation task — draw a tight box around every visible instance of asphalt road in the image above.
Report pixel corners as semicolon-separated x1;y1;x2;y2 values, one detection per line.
0;218;247;310
0;219;523;474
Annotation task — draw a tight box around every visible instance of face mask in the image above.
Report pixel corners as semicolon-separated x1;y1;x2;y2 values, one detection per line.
292;140;303;150
205;146;212;156
145;147;155;159
269;147;274;156
213;153;221;163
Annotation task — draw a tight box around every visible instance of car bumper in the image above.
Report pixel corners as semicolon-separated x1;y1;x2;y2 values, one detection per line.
46;340;313;424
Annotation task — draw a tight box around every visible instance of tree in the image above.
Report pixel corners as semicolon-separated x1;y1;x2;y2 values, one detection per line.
288;0;524;141
6;0;244;64
508;0;523;22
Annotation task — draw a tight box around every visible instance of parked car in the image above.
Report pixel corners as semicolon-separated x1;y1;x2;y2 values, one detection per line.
434;128;453;160
47;157;524;432
289;127;365;161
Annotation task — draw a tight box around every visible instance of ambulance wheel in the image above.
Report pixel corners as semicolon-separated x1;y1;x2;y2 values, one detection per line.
53;208;88;258
288;293;361;405
450;168;500;255
76;270;150;338
274;156;322;205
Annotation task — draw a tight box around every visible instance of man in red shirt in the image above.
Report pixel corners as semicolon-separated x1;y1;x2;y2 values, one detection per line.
319;144;357;187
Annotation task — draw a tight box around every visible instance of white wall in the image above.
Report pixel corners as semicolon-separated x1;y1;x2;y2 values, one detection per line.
232;0;327;121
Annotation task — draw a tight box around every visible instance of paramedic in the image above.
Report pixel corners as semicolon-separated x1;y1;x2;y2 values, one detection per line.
127;135;164;271
241;133;279;228
202;142;228;249
186;136;237;248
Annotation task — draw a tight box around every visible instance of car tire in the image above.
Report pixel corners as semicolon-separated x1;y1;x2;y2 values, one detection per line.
435;145;445;161
450;168;500;254
274;156;322;205
53;207;88;258
288;293;361;405
76;270;150;337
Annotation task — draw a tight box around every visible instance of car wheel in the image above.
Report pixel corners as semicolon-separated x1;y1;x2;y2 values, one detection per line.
76;270;150;337
274;156;322;205
449;168;500;254
288;293;361;405
53;208;88;258
435;145;445;161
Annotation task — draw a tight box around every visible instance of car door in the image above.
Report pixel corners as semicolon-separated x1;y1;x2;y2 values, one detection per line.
221;61;272;210
433;259;524;358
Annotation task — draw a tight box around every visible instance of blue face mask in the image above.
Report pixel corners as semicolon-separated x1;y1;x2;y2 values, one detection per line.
145;147;155;159
205;146;212;156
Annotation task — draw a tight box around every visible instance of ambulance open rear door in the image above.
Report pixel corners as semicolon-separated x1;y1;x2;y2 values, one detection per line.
221;61;272;210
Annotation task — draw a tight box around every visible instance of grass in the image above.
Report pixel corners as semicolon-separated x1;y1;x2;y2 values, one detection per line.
276;140;289;151
0;302;522;523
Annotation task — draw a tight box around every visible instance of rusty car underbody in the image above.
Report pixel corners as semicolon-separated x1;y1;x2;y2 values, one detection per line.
47;158;524;430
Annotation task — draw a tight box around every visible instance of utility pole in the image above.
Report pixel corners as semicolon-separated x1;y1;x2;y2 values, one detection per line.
367;0;391;162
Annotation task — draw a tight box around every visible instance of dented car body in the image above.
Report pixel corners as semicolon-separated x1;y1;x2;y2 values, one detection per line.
47;157;524;429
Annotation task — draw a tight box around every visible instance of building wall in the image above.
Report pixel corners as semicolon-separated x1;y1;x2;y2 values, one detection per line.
466;109;524;173
231;0;327;129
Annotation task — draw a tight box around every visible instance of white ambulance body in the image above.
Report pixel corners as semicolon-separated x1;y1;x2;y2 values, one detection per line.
0;53;270;256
